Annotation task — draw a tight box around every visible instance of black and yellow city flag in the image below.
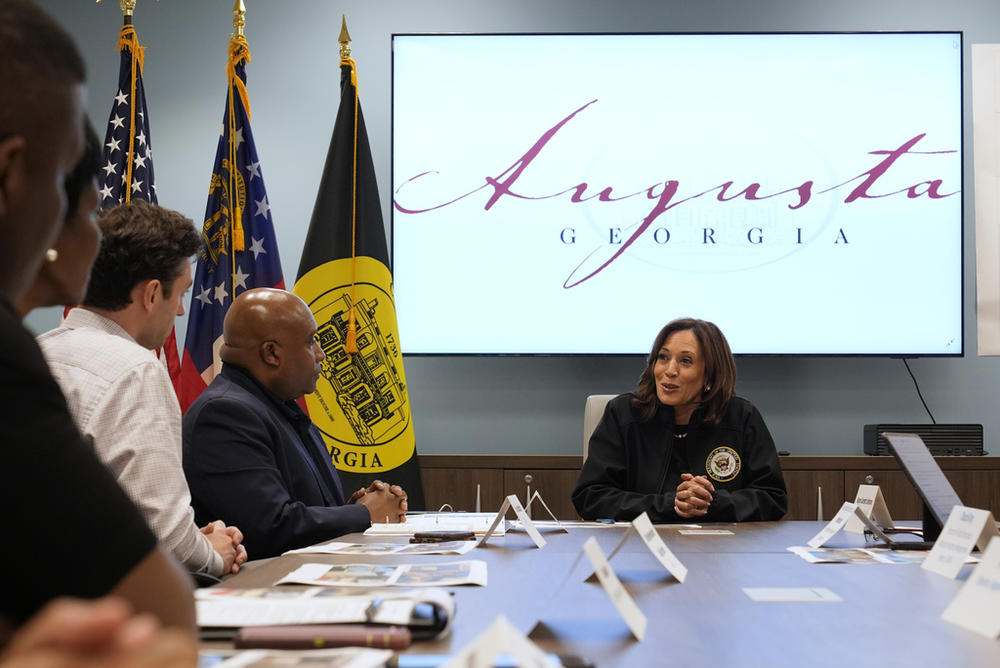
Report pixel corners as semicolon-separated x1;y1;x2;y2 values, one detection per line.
293;20;425;510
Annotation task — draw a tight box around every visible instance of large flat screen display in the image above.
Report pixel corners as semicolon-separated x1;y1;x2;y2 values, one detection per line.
391;33;963;355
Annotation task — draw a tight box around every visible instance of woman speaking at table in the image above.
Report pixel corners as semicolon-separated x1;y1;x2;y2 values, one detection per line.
572;318;787;523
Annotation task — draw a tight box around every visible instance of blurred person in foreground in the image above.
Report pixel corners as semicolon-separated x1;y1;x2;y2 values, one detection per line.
0;0;194;643
572;317;787;522
15;119;100;317
0;597;195;668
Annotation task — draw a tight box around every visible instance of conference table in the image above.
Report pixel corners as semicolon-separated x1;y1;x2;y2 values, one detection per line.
212;521;1000;667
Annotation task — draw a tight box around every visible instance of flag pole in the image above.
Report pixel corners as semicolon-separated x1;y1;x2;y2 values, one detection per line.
229;0;248;294
339;16;361;354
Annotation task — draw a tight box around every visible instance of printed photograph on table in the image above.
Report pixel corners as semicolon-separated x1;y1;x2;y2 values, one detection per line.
277;561;488;587
395;562;475;586
285;541;476;556
199;647;391;668
316;564;397;587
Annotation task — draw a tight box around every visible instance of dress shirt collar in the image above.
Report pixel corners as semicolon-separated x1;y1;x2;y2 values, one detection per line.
61;308;143;347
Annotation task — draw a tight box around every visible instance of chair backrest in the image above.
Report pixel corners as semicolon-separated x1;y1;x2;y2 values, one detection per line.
583;394;617;459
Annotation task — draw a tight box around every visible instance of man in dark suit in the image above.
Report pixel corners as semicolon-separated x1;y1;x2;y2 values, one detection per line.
182;288;407;558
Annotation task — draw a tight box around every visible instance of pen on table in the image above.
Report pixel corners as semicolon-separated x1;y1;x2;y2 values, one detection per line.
595;518;615;524
388;653;595;667
233;623;411;650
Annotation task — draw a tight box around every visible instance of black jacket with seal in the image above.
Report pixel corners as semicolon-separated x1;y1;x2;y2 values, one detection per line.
572;393;788;522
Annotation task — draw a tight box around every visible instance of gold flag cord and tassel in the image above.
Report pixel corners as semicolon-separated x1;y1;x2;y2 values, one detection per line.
116;24;144;204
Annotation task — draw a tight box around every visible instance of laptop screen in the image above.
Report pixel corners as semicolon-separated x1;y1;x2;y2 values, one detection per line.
883;432;963;528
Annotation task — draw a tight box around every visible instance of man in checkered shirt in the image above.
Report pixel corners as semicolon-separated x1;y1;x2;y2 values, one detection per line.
39;200;247;579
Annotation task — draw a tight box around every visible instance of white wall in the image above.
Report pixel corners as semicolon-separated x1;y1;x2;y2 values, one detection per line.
32;0;1000;456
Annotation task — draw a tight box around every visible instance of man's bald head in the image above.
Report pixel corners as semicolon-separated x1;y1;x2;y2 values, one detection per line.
221;288;325;401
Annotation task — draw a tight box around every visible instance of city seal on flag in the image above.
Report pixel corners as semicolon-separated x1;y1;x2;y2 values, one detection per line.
296;256;414;473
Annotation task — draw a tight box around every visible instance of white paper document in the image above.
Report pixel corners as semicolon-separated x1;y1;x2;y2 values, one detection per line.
923;506;1000;579
284;540;476;556
195;587;455;631
806;501;889;548
276;561;487;588
807;502;859;548
582;536;648;640
743;587;843;603
942;536;1000;638
507;494;547;547
678;529;734;535
479;495;546;547
440;615;558;668
600;512;687;582
787;546;924;565
200;648;392;668
524;491;568;532
365;512;505;536
844;484;895;534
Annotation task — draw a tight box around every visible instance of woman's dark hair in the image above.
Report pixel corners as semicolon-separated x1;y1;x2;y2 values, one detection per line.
63;118;101;219
633;317;737;424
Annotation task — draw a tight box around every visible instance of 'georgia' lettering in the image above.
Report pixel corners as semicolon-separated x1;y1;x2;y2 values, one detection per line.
330;446;384;470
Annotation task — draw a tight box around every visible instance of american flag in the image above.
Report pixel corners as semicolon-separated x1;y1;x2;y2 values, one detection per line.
178;35;285;412
98;24;156;208
97;21;182;386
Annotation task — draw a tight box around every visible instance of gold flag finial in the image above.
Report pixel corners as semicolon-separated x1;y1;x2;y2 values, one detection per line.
339;14;351;60
233;0;246;38
95;1;159;18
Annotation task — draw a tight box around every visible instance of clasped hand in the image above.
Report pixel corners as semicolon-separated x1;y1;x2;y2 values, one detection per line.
674;473;715;518
201;520;248;575
349;480;408;523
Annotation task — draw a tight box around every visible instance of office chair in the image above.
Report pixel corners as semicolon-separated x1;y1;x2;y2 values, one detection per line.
583;394;616;459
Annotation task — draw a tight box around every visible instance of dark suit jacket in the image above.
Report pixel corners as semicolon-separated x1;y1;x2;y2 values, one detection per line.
182;363;371;558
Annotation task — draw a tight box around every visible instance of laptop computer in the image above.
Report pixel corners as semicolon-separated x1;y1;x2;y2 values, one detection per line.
883;431;965;546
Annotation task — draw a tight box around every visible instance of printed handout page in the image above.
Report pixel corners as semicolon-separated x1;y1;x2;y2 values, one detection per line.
284;541;476;556
787;546;924;565
366;512;505;536
199;647;392;668
276;561;487;588
743;587;842;603
196;587;455;631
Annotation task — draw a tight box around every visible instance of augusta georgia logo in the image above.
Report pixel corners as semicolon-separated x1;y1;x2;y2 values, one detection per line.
394;100;958;289
706;446;741;483
297;257;415;473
